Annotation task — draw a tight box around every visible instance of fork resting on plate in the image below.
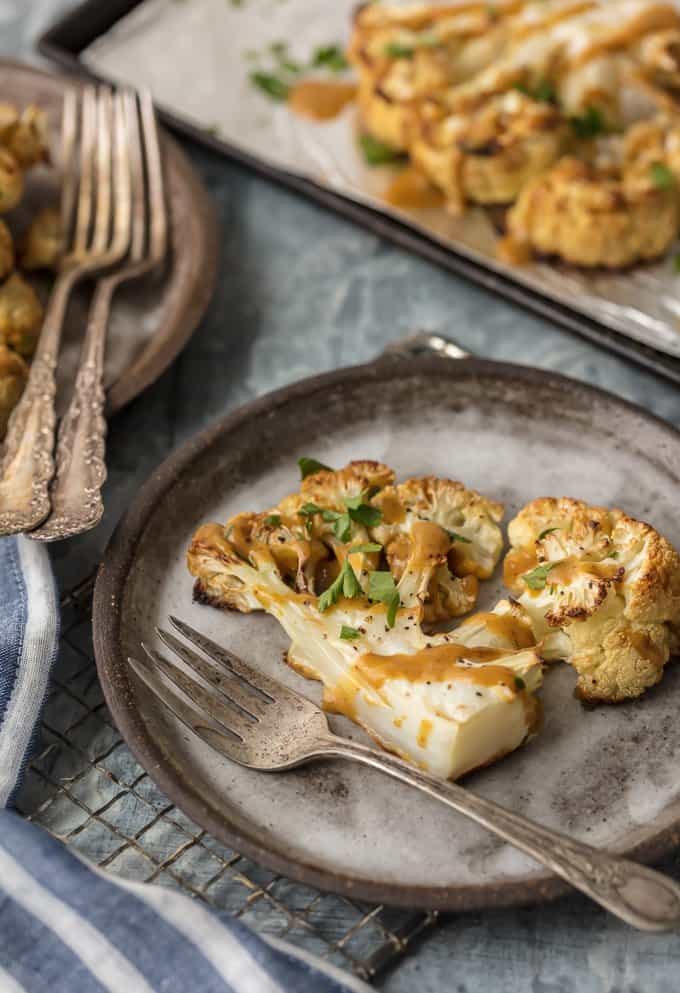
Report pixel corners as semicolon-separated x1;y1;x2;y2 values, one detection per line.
130;617;680;933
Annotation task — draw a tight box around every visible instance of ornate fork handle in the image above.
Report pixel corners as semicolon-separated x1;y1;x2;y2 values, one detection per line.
30;279;114;542
321;737;680;931
0;273;76;535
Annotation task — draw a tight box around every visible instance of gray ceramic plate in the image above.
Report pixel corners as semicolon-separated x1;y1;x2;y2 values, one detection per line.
0;59;218;416
94;346;680;910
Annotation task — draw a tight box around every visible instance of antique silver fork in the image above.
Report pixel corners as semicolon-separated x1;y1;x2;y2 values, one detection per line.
130;617;680;932
0;86;133;536
31;90;168;542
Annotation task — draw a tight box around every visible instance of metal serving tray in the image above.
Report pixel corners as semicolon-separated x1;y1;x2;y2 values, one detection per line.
37;0;680;386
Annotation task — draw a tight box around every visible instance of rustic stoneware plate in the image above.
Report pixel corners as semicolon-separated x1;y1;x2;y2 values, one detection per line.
94;348;680;910
0;59;218;416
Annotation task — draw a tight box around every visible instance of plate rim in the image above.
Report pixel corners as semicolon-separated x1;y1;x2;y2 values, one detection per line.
0;56;219;416
93;354;680;910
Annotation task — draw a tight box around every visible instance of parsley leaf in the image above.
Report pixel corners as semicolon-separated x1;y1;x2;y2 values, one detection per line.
332;512;352;542
358;134;405;166
368;570;400;627
312;44;348;72
298;502;322;517
250;71;289;101
447;530;471;544
514;80;556;104
340;624;361;640
650;162;675;190
264;514;281;526
384;41;415;58
523;562;559;591
318;560;362;613
345;491;382;528
569;106;605;139
348;543;382;554
298;457;332;479
538;527;559;540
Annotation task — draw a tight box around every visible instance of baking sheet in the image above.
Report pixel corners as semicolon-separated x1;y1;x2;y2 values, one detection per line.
83;0;680;360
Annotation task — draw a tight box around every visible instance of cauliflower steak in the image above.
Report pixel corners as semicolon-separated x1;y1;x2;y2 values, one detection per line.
504;497;680;702
188;460;544;779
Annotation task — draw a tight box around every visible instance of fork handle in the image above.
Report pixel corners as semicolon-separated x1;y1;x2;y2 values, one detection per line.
0;272;76;535
29;277;114;542
320;736;680;931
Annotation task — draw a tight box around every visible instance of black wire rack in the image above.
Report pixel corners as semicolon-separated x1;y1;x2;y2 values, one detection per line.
15;575;438;984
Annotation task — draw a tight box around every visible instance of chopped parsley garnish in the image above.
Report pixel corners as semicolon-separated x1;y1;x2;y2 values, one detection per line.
538;527;559;540
311;44;348;72
569;106;605;139
368;570;400;627
609;550;619;559
514;80;556;104
264;514;281;526
358;134;405;166
298;457;332;479
650;162;675;190
250;71;289;101
447;530;471;544
348;542;382;554
340;624;361;640
318;559;362;612
298;502;350;540
384;41;415;58
523;562;559;591
514;676;526;691
345;490;382;528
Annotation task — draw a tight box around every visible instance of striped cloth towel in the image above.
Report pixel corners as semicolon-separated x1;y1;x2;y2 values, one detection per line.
0;536;374;993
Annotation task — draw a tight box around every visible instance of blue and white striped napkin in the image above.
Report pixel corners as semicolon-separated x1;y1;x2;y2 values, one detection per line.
0;536;374;993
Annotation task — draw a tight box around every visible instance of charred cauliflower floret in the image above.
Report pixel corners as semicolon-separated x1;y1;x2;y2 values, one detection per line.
21;206;61;271
0;218;14;280
0;273;43;358
504;497;680;702
411;89;569;213
0;148;23;214
188;459;542;779
371;475;504;622
0;105;49;169
505;154;678;267
0;343;27;438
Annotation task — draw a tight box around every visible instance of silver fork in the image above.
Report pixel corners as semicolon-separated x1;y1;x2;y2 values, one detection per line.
30;90;168;542
129;617;680;932
0;86;133;536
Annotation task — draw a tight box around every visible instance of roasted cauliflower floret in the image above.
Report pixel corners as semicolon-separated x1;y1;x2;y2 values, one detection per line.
21;206;61;271
0;105;49;169
0;148;23;213
0;343;27;438
505;154;678;267
0;273;43;358
504;497;680;702
0;218;14;280
188;460;542;779
411;89;568;212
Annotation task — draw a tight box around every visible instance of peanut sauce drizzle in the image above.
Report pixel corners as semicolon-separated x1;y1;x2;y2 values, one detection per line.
288;80;357;121
383;167;446;209
356;643;519;690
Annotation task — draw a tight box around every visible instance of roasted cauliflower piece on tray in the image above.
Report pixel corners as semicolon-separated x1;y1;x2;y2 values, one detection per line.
505;153;679;268
504;497;680;703
0;272;43;359
411;89;569;212
188;460;544;780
